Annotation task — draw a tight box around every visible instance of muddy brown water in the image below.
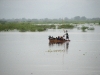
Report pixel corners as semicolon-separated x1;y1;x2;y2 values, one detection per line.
0;25;100;75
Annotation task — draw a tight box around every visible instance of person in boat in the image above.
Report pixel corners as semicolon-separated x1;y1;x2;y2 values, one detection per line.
57;36;60;40
49;36;55;39
49;36;51;39
57;36;63;40
66;30;69;40
63;30;69;40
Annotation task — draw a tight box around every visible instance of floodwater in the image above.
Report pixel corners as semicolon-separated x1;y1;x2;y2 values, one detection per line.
0;24;100;75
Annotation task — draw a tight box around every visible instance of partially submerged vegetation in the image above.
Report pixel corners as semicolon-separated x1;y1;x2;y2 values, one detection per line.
81;26;94;32
58;24;74;29
0;22;55;32
0;21;75;32
0;20;98;32
99;22;100;25
81;26;89;32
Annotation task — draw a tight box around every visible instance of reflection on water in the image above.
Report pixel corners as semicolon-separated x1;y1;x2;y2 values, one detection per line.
48;41;69;53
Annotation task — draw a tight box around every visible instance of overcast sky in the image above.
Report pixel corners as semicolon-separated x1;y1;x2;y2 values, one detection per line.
0;0;100;19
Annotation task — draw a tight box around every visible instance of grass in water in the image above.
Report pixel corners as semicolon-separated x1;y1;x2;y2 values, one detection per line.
0;22;56;32
88;27;94;30
81;26;89;32
58;24;74;29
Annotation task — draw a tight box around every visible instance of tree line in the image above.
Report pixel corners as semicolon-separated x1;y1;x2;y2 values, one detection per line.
0;16;100;24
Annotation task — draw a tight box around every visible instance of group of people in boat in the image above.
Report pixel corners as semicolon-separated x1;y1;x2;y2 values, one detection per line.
49;30;69;40
49;36;64;40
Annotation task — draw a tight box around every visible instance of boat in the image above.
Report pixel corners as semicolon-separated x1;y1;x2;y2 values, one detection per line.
48;36;70;43
49;39;70;42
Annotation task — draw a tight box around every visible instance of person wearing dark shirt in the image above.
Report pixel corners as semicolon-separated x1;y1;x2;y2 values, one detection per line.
63;30;69;40
66;31;69;40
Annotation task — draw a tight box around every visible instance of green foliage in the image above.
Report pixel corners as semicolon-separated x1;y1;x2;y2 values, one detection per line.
88;27;94;30
81;26;89;32
58;24;74;29
0;22;56;32
99;22;100;25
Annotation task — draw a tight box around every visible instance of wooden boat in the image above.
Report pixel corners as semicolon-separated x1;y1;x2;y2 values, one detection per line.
49;39;70;43
48;36;70;43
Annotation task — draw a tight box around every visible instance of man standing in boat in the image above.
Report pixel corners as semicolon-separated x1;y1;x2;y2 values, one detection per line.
63;30;69;40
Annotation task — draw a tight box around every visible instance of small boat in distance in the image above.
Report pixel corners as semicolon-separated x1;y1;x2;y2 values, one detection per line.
48;36;70;43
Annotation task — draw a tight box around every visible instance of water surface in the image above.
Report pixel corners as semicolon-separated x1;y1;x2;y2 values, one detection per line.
0;25;100;75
